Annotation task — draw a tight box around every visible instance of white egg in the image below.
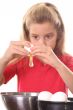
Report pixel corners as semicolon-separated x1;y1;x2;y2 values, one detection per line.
38;91;52;101
51;92;67;102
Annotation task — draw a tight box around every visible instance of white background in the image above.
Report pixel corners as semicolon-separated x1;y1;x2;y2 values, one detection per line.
0;0;73;109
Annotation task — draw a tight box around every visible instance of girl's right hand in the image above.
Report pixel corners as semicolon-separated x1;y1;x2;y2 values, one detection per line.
2;41;32;63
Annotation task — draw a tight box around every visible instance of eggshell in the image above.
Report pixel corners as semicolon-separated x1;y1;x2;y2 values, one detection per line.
38;91;52;101
51;92;67;102
24;46;31;52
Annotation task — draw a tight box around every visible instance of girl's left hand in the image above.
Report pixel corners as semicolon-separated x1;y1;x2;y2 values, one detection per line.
31;45;59;67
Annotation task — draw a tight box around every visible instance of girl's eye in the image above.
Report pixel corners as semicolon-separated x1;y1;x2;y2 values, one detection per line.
45;33;53;40
32;36;39;40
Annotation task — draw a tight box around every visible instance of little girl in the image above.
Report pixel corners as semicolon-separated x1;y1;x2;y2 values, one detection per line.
0;2;73;94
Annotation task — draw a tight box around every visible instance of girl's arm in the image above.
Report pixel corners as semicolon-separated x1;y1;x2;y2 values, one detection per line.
54;58;73;94
0;41;32;85
32;45;73;93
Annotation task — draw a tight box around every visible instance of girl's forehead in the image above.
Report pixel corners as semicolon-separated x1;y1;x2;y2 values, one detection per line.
29;22;57;33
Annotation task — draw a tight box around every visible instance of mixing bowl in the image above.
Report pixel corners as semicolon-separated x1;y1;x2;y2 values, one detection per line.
38;99;73;110
1;92;38;110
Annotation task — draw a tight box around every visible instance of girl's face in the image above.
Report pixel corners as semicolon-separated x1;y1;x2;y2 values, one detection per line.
29;22;57;50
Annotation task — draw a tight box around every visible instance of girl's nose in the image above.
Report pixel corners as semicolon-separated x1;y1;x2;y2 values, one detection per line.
39;37;46;45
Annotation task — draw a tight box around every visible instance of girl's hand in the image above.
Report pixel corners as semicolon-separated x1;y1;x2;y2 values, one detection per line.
2;41;32;63
31;45;59;67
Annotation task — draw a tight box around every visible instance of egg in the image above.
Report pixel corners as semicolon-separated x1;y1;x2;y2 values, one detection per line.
38;91;52;101
24;46;31;52
51;92;67;102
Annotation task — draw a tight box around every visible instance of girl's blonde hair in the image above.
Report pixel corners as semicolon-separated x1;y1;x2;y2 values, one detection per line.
21;2;65;55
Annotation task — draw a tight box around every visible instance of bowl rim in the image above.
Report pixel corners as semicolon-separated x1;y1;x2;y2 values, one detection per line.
0;92;39;97
38;100;73;104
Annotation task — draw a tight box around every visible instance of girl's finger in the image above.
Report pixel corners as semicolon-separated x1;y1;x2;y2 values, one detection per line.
10;41;32;47
12;45;29;56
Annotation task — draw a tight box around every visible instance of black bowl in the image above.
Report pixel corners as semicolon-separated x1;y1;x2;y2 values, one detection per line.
38;100;73;110
38;101;66;110
67;98;73;110
1;92;38;110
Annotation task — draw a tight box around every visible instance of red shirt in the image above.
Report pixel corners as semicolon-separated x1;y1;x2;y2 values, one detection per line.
3;54;73;94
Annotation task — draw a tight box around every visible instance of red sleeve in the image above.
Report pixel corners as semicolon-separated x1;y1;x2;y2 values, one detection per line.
3;62;17;84
66;55;73;72
62;54;73;72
